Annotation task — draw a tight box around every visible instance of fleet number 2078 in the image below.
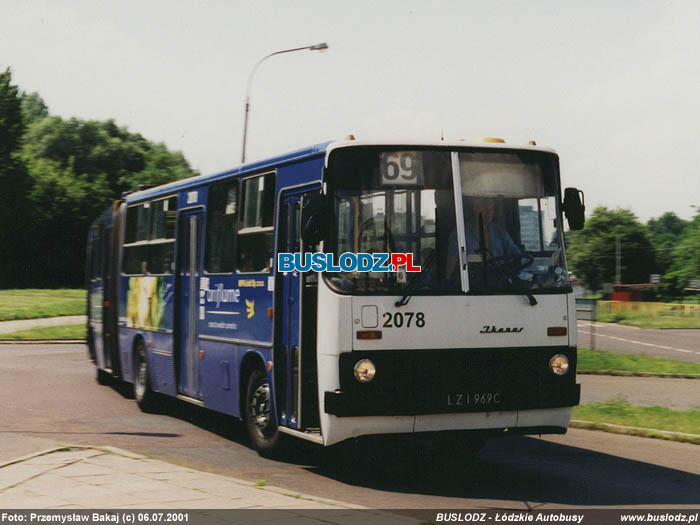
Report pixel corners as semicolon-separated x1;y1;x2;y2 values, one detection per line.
382;312;425;328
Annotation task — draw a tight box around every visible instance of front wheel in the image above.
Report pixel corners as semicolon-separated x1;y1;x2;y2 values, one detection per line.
245;368;280;456
133;340;157;412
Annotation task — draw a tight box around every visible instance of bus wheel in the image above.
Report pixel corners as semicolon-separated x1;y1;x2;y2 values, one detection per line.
133;340;157;412
96;368;111;385
245;368;280;456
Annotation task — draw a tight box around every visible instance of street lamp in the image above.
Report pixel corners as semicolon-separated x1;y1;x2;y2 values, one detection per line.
241;42;329;164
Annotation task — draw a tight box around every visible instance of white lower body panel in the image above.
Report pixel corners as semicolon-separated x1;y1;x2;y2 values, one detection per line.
323;406;573;446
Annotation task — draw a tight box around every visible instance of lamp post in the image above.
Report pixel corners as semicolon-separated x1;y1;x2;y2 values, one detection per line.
241;42;329;164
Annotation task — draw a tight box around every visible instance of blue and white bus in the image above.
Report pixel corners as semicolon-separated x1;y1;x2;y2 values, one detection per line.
86;138;585;455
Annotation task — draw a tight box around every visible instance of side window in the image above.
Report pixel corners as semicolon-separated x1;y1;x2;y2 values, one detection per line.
89;225;105;281
205;181;238;273
96;226;104;280
148;197;177;274
151;197;177;240
123;204;150;275
123;197;177;275
238;173;275;273
336;199;354;253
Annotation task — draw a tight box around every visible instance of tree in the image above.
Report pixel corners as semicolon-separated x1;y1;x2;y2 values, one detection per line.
662;213;700;296
20;92;48;127
567;207;657;291
19;114;197;287
647;212;688;275
0;68;24;161
0;69;33;287
0;72;200;287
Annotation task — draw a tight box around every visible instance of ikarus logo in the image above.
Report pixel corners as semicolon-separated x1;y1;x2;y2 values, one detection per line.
480;325;524;334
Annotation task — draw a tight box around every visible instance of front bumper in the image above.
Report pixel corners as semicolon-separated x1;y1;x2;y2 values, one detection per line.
324;346;580;417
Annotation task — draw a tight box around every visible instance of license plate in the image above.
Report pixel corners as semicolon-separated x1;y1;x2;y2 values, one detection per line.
447;392;503;408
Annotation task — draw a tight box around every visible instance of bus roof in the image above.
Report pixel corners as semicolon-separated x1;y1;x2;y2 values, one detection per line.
324;139;557;166
125;138;557;203
126;141;333;203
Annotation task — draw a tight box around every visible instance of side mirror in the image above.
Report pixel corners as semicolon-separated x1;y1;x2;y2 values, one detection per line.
301;192;328;245
562;188;585;231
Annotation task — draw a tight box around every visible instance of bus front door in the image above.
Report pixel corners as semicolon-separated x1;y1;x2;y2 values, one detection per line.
176;210;203;400
277;193;304;429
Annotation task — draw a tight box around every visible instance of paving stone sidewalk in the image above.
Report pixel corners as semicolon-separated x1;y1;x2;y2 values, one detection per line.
0;446;412;522
0;315;86;335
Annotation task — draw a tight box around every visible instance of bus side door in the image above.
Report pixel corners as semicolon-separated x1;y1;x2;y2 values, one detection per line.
277;192;305;429
176;209;204;400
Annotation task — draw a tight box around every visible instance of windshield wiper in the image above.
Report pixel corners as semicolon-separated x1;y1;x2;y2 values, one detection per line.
477;215;537;306
395;249;436;307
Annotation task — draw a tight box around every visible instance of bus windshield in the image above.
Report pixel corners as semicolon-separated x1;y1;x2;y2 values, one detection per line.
325;147;569;295
326;149;459;294
458;151;569;293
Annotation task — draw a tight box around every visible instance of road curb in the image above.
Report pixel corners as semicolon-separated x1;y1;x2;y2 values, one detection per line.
570;420;700;445
578;369;700;379
0;445;142;468
0;446;73;469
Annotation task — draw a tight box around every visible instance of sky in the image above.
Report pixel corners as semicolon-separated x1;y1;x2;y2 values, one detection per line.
2;0;699;222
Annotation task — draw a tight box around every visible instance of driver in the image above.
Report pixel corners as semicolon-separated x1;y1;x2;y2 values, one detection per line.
464;196;520;258
446;196;523;287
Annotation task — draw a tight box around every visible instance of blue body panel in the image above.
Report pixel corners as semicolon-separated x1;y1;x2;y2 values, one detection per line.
109;145;327;420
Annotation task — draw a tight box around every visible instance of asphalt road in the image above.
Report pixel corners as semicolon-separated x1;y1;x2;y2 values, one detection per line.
577;321;700;364
1;343;698;509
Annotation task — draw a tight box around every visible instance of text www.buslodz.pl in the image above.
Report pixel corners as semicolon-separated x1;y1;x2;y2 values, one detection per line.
277;252;422;272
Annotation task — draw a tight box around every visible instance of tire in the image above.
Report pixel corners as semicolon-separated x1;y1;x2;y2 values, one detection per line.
245;368;280;456
133;340;157;412
96;367;111;385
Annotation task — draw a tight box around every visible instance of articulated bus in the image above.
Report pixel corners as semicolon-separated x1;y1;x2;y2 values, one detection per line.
86;138;585;455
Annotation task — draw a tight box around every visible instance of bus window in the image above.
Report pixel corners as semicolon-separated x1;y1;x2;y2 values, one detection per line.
148;197;177;275
241;173;275;229
459;152;569;291
238;173;275;273
205;181;239;273
123;204;150;274
150;197;177;240
123;198;177;275
326;150;458;293
336;199;354;253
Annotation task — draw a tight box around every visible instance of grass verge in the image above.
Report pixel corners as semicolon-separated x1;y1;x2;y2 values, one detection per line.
0;289;85;321
572;401;700;443
578;348;700;377
0;324;86;340
570;420;700;445
597;311;700;329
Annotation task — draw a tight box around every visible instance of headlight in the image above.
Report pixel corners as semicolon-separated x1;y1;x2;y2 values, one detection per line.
354;359;376;383
549;354;569;376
